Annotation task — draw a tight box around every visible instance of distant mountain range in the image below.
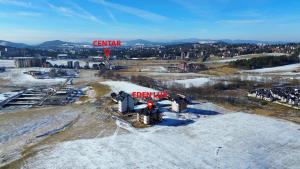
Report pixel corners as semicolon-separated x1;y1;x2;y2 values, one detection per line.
38;40;72;48
0;40;31;48
122;39;160;46
0;39;297;49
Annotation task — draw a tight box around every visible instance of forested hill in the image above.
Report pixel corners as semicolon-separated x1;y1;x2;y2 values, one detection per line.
229;49;300;70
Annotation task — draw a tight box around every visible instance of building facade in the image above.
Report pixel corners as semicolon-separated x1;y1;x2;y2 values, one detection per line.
14;57;46;68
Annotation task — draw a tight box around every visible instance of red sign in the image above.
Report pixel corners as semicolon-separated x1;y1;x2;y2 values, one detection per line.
103;48;111;58
147;100;154;109
93;40;121;47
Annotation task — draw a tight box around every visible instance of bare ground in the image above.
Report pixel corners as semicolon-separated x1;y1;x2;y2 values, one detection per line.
0;69;119;169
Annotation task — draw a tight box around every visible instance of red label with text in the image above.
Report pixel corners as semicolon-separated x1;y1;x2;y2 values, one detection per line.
93;40;121;47
132;91;168;99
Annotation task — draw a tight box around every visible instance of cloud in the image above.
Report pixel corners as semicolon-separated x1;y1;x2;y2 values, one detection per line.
91;0;168;22
48;3;74;17
68;1;104;24
169;0;213;15
0;11;42;17
105;8;117;23
47;2;104;24
0;0;32;8
15;11;42;17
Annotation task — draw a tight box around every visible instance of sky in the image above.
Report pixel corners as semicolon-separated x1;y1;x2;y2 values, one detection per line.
0;0;300;44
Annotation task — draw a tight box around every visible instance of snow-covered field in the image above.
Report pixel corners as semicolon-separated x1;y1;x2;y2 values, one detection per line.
164;74;277;88
206;53;289;64
0;108;79;166
206;58;240;63
22;110;300;169
0;60;15;67
146;72;210;81
0;68;66;86
220;74;276;83
140;66;168;72
101;81;158;93
166;77;211;87
245;63;300;73
19;80;300;169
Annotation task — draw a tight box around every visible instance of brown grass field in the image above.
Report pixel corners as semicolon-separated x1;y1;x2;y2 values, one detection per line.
88;82;111;99
202;65;239;76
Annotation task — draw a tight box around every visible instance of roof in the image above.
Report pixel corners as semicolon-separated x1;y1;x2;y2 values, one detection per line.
173;98;188;104
116;91;132;101
137;107;160;115
172;94;188;104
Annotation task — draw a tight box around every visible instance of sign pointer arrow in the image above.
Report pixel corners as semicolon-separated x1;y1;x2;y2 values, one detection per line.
104;48;111;59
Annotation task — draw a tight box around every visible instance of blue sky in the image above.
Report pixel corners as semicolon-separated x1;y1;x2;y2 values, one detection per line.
0;0;300;44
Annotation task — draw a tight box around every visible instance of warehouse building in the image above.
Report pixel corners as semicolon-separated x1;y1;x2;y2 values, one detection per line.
14;57;46;68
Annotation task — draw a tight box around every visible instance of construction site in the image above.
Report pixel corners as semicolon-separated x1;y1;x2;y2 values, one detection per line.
0;79;81;109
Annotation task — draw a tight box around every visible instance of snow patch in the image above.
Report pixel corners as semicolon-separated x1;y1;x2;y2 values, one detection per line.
100;81;158;93
245;63;300;73
170;77;211;87
141;66;167;72
0;109;79;166
0;60;15;68
0;68;66;86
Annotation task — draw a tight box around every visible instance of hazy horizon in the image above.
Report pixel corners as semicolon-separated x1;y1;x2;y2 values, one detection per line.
2;38;300;46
